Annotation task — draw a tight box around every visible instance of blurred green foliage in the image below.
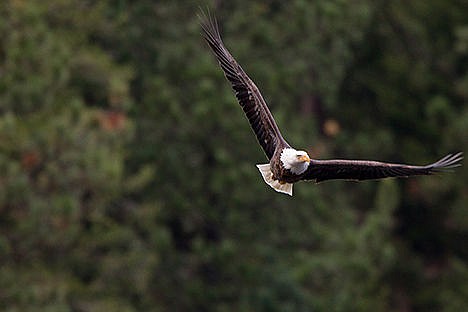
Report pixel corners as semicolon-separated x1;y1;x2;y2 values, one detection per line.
0;0;467;311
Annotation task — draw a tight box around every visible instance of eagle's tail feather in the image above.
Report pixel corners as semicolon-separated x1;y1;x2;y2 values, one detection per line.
256;164;293;196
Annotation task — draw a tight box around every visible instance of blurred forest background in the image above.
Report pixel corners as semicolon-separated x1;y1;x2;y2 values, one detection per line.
0;0;467;311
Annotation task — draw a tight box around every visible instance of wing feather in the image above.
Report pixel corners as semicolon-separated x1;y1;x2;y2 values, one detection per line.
200;11;288;159
303;152;463;182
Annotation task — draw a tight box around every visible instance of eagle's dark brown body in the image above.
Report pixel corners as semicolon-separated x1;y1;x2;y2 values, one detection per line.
270;147;303;184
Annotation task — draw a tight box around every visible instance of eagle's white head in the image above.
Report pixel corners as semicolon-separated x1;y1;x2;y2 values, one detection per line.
280;148;311;175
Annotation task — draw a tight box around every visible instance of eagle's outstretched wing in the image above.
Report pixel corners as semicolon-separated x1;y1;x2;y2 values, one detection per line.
303;152;463;182
200;11;288;159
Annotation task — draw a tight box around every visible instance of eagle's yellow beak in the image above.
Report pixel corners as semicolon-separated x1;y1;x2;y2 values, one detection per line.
298;155;311;163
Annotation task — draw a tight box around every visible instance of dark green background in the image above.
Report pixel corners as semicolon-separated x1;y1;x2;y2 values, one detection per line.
0;1;467;311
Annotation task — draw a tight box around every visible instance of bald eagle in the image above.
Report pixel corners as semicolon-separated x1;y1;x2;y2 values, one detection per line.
200;12;463;196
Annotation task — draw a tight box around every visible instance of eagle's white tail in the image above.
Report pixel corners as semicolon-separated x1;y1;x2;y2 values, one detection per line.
256;164;293;196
